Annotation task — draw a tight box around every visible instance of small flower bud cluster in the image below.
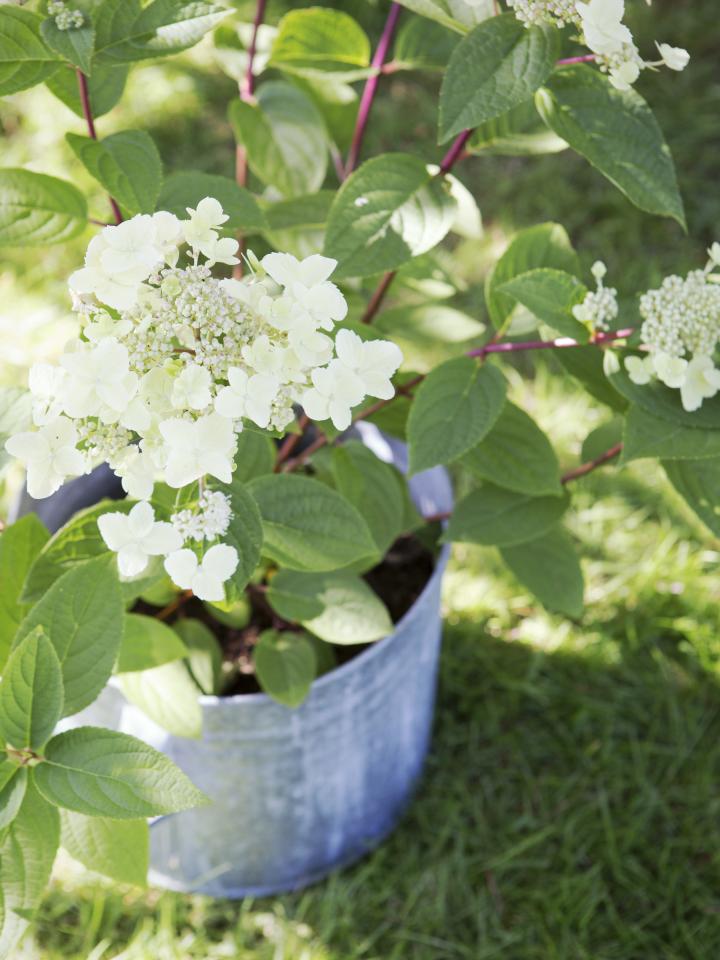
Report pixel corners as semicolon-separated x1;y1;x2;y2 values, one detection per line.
509;0;690;91
572;261;618;332
625;250;720;412
47;0;84;29
4;199;403;601
171;490;233;543
507;0;578;27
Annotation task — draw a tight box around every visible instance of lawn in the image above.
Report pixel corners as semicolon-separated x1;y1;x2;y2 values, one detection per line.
3;1;720;957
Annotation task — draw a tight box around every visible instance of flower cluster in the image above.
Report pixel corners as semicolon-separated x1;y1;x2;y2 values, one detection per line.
625;245;720;411
508;0;690;90
572;260;619;332
5;199;402;600
47;1;85;30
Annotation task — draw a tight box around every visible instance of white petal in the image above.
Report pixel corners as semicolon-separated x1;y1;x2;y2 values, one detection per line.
164;549;199;589
141;521;183;556
297;254;337;286
117;544;150;578
98;512;132;551
215;387;245;419
128;501;156;538
190;570;225;602
202;544;239;581
262;252;300;288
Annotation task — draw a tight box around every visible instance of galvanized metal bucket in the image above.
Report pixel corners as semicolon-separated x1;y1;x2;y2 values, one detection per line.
39;425;453;896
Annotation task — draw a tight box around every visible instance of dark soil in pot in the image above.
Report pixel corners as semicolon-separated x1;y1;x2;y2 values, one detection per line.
134;530;438;697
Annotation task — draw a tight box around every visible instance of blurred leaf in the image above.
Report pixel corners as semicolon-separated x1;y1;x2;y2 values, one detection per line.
469;99;567;156
0;514;48;673
446;485;569;546
0;7;61;96
67;130;163;216
158;171;266;232
581;417;623;463
394;0;495;35
46;63;128;118
174;618;223;695
269;8;371;81
395;17;459;70
501;527;584;617
0;627;63;751
663;458;720;537
118;660;202;738
60;812;148;887
116;614;188;673
0;169;87;247
254;629;316;708
499;268;588;340
622;407;720;463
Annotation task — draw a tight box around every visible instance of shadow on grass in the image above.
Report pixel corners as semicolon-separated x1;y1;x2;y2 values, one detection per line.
33;624;720;960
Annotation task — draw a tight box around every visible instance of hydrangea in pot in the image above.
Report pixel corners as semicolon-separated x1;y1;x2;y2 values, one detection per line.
0;0;715;953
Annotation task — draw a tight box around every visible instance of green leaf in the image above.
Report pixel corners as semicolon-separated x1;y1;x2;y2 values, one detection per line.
229;80;328;198
46;63;128;118
374;303;485;374
485;222;579;333
158;170;266;232
498;268;588;340
34;726;209;817
231;429;275;482
116;613;188;673
254;629;316;708
40;18;95;75
60;811;148;887
0;168;87;247
208;478;263;601
394;0;494;35
0;762;27;831
461;402;562;497
247;474;377;572
581;417;623;463
407;357;506;474
439;14;559;143
394;17;459;71
536;66;685;228
15;557;124;717
0;514;49;673
500;527;584;618
468;99;567;157
0;386;32;474
268;570;393;646
22;499;132;604
0;628;63;751
606;359;720;430
262;190;334;260
269;8;371;81
330;441;405;557
95;0;230;64
622;407;720;463
66;130;162;216
662;459;720;537
559;346;627;412
446;484;569;547
0;781;59;959
117;662;202;738
0;7;61;97
173;619;222;696
324;153;457;279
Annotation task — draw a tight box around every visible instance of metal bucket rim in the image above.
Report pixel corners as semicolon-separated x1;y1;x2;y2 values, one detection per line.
196;542;450;709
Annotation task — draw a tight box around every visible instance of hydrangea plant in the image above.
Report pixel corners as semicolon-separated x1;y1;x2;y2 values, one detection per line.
0;0;714;954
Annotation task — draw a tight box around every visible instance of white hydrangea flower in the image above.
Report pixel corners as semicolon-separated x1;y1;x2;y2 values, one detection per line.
5;200;404;600
59;338;138;421
652;351;688;389
160;412;237;487
98;501;182;578
29;363;66;425
625;355;654;385
334;329;403;400
301;361;366;431
576;0;632;56
262;253;348;331
609;59;641;91
214;368;280;429
4;416;85;499
656;43;690;72
572;261;619;332
680;356;720;412
164;544;239;601
171;364;212;411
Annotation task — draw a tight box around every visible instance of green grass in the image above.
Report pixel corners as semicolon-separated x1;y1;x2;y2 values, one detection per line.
4;1;720;956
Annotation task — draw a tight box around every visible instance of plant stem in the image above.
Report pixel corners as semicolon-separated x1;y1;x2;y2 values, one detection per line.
560;442;623;484
556;54;597;65
233;0;267;277
466;327;635;359
275;413;310;469
344;2;402;177
360;126;474;325
361;269;397;324
156;589;193;621
282;327;633;472
76;69;122;225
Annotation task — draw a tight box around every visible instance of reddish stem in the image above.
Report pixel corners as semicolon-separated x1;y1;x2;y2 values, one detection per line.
556;54;597;66
561;442;623;484
361;270;397;324
275;413;310;469
344;2;402;177
467;327;634;359
439;128;472;174
76;69;122;224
